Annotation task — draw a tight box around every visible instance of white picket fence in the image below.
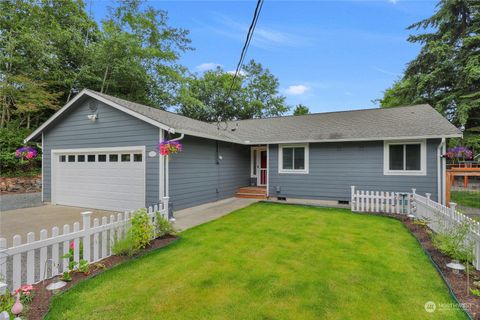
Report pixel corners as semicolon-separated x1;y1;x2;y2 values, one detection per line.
413;192;480;270
350;186;412;215
0;199;169;291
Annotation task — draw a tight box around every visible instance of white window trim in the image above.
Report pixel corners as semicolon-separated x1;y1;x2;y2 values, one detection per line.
278;143;309;174
383;140;427;176
250;146;266;178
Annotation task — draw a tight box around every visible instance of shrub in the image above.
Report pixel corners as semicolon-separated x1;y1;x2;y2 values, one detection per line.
0;125;41;176
155;212;175;237
112;234;138;257
0;293;15;318
432;220;475;263
130;208;154;250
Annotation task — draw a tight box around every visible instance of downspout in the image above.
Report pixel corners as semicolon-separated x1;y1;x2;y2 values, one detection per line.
437;138;446;205
442;138;447;205
164;133;184;199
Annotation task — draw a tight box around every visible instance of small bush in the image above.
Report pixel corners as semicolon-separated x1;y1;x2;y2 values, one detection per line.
130;208;154;250
112;234;139;257
432;220;475;263
0;293;15;318
155;212;175;237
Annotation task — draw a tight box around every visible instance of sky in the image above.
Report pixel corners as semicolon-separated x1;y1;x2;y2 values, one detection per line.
90;0;438;114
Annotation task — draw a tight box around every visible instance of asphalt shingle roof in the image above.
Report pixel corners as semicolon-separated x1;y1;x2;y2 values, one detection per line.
87;90;462;144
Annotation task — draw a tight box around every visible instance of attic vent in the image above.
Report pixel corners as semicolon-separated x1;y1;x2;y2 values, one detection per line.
89;101;98;113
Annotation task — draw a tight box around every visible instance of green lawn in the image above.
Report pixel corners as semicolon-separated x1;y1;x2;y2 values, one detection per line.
452;190;480;208
46;203;466;320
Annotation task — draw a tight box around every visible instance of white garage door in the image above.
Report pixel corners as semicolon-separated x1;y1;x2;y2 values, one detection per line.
52;147;145;212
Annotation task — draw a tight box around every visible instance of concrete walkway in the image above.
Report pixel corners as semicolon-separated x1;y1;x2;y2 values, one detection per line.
173;197;258;231
0;192;43;211
0;205;113;246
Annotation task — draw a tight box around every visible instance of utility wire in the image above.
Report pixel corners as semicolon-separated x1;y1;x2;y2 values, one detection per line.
217;0;265;130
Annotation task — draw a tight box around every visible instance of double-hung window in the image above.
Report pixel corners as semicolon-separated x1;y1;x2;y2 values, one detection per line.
278;144;309;174
384;140;426;175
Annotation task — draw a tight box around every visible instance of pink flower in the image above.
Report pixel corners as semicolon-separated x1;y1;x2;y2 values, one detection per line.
70;241;74;249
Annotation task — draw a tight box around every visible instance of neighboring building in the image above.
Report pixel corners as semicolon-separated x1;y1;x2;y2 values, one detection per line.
25;89;462;212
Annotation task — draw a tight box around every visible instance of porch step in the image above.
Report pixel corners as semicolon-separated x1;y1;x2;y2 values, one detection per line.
235;192;267;199
237;187;267;195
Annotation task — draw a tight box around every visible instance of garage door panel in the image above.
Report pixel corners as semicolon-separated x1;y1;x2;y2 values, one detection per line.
53;148;146;212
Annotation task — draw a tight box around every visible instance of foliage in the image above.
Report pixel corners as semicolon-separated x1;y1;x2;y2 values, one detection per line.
177;60;289;122
159;140;183;156
15;146;38;161
432;220;475;263
155;212;175;237
471;288;480;297
0;124;40;175
451;191;480;209
293;104;310;115
378;0;480;151
77;259;90;275
61;271;72;282
0;293;15;318
111;234;138;257
129;208;154;250
61;251;89;275
45;204;466;319
14;284;34;304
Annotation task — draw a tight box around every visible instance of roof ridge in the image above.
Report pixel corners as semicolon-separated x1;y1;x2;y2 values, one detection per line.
229;104;432;123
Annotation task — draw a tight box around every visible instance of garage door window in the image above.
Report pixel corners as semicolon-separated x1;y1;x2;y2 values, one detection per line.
109;154;118;162
98;154;107;162
59;155;66;162
68;155;75;162
78;155;85;162
133;154;142;162
88;155;96;162
121;154;130;162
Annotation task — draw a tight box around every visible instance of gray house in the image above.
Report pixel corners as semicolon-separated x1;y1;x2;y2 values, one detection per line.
25;89;461;212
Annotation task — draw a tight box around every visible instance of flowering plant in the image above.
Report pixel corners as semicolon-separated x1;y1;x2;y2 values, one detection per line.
159;140;183;156
14;284;34;304
443;146;473;161
15;146;38;161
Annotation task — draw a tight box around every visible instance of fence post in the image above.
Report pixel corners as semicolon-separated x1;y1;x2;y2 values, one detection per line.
82;211;92;262
351;186;355;211
163;196;170;220
0;238;6;291
409;189;416;216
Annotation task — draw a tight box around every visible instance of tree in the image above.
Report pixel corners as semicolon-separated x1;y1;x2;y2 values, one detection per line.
378;0;480;150
293;104;309;115
177;60;289;121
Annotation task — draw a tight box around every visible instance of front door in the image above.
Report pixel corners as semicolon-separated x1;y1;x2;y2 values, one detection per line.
252;147;267;186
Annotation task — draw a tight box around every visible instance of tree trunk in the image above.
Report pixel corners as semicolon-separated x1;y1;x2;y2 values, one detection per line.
27;114;30;129
101;66;109;93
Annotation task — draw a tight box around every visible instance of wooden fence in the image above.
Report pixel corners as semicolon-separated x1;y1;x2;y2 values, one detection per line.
350;186;412;215
0;199;169;291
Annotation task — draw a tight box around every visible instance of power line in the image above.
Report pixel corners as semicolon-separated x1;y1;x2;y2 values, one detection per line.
217;0;265;130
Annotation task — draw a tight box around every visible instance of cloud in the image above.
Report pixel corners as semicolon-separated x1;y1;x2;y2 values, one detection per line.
227;70;247;76
206;14;311;49
388;0;398;4
285;85;310;95
196;62;222;72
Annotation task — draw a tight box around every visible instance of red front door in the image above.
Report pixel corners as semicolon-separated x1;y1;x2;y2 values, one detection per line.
259;150;267;186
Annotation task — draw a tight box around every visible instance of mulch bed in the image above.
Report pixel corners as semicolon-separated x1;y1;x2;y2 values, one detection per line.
398;214;480;319
25;235;178;320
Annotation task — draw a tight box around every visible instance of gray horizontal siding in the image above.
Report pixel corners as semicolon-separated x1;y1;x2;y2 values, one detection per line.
43;98;159;208
269;139;440;202
169;136;250;211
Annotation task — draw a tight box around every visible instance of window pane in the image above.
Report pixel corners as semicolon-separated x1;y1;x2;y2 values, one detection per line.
389;145;404;170
133;154;142;162
59;155;66;162
121;154;130;162
98;154;107;162
293;147;305;169
109;154;118;162
77;155;85;162
406;144;421;170
252;150;257;175
282;148;293;169
88;155;95;162
68;155;75;162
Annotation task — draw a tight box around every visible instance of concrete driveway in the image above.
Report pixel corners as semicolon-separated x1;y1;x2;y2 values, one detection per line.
0;205;113;247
